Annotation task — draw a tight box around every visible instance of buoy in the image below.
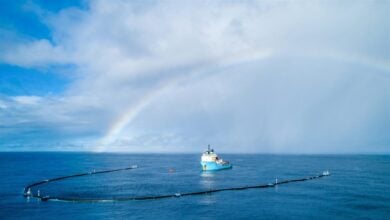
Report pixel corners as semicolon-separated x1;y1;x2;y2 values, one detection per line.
275;178;278;184
26;188;32;197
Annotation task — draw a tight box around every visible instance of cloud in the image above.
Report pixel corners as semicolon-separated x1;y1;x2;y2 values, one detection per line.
0;0;389;152
12;95;42;105
0;39;70;67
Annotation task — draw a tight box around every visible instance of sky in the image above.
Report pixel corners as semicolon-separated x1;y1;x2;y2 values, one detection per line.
0;0;389;153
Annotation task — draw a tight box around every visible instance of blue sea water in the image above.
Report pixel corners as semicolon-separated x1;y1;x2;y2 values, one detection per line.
0;153;389;219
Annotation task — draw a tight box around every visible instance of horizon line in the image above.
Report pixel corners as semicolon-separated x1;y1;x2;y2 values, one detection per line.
0;150;389;155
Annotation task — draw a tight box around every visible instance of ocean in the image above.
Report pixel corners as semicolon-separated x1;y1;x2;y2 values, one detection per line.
0;153;389;219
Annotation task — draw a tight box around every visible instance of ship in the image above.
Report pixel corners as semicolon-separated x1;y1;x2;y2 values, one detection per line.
201;145;232;171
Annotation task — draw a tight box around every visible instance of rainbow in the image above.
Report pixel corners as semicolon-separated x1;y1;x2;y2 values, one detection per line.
94;48;274;152
94;78;179;152
94;48;388;152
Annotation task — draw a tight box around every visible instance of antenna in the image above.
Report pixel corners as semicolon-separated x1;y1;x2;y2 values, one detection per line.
208;144;210;152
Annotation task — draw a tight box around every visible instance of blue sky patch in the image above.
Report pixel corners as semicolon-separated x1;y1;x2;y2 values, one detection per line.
0;64;70;96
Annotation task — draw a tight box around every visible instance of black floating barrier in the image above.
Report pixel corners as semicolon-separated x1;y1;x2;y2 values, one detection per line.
23;165;138;198
23;167;330;203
